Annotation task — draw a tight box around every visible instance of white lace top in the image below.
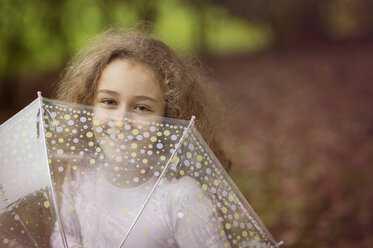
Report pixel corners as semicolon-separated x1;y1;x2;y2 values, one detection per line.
51;168;229;248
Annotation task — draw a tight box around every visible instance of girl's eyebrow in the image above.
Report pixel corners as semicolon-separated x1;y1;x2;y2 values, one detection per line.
96;89;119;96
134;95;163;104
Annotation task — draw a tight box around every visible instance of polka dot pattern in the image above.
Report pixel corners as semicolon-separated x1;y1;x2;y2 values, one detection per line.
41;99;193;245
0;98;279;248
0;99;59;247
42;100;189;190
159;128;277;248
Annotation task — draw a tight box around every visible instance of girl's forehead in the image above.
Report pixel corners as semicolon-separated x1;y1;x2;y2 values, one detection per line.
95;59;164;100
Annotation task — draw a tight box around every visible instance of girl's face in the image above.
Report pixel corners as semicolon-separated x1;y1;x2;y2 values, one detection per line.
91;59;165;176
93;59;165;117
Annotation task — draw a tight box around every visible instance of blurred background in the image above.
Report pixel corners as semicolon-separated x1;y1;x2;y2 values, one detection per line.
1;0;372;247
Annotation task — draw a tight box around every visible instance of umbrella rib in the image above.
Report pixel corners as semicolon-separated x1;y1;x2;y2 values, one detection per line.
191;127;282;246
118;116;196;248
37;92;69;248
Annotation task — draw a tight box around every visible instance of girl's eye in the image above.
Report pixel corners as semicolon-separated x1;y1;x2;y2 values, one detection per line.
101;99;117;106
135;105;151;112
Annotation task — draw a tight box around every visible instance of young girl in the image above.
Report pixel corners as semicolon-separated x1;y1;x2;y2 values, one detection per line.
49;27;234;247
47;26;281;248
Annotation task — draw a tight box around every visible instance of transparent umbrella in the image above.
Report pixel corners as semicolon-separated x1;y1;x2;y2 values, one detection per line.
0;93;283;248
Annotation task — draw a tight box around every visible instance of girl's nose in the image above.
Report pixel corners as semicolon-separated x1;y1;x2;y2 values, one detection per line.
112;105;130;125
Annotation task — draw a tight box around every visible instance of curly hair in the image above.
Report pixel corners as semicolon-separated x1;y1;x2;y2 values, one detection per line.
53;26;231;171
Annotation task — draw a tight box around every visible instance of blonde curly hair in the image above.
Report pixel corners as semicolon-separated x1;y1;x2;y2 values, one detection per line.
53;26;231;171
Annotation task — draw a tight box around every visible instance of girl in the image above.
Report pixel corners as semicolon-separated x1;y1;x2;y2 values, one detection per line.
49;27;233;247
53;27;231;171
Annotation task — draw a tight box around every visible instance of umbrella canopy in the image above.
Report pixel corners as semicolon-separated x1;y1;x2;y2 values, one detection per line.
0;95;282;248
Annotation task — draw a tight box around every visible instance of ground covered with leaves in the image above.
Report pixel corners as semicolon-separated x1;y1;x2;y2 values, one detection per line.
210;42;373;247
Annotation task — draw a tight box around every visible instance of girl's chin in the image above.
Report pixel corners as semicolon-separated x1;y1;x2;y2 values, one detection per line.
102;163;154;188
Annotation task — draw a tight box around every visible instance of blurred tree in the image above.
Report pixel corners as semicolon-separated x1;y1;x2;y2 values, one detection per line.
0;0;138;106
0;0;71;107
199;0;373;47
127;0;159;29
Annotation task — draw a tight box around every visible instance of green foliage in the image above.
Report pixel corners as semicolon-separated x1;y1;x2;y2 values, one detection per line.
210;0;373;46
0;0;272;77
320;0;373;40
1;0;372;77
203;6;273;54
154;0;199;52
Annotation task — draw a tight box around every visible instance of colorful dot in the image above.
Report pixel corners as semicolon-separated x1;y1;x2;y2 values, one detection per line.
234;213;240;220
177;212;184;218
